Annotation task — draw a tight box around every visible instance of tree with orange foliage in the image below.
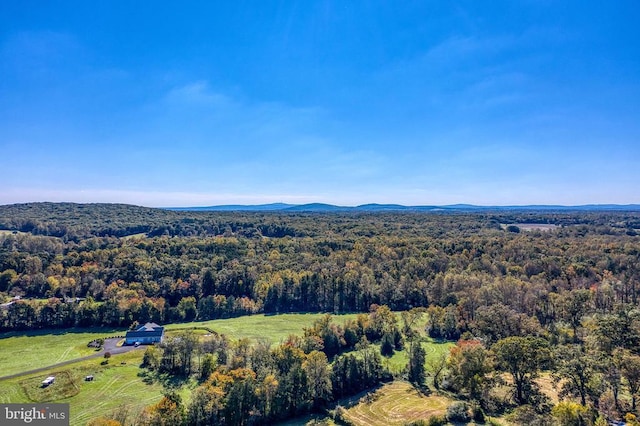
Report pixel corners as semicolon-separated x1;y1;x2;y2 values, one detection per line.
447;340;493;401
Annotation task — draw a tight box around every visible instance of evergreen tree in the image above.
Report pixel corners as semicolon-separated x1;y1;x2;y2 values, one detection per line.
408;341;426;387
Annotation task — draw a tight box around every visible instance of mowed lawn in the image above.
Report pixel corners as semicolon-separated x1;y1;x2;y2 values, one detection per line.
0;328;122;377
166;312;361;343
0;314;365;425
382;339;454;374
0;313;444;378
342;381;453;425
0;351;165;426
0;314;360;377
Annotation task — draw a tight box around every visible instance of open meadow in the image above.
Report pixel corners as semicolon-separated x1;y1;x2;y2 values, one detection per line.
0;313;361;378
0;328;121;378
0;312;458;425
165;312;362;343
0;351;165;426
382;339;454;374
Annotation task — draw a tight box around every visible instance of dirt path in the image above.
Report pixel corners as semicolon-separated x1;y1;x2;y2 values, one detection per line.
0;338;142;381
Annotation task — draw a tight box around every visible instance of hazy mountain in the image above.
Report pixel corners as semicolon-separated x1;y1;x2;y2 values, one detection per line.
168;203;295;211
285;203;352;212
166;203;640;212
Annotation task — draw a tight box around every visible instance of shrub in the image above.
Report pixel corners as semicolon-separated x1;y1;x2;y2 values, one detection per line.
405;420;427;426
506;405;552;426
405;415;447;426
472;404;486;423
552;401;591;426
426;415;447;426
446;401;470;423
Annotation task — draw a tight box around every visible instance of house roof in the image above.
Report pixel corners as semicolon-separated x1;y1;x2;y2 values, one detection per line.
126;322;164;338
126;329;163;338
137;322;162;332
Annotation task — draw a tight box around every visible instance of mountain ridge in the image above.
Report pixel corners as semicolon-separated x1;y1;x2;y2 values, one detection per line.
164;203;640;212
2;201;639;212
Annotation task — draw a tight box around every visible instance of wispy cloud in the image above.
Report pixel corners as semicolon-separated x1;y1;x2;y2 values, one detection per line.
164;81;233;106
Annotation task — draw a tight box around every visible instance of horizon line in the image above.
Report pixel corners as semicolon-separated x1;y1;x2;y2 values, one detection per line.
2;200;639;209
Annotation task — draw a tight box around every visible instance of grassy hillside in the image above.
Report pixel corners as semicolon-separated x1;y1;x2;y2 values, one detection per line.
0;312;457;425
0;328;122;377
0;351;164;426
0;313;362;378
380;339;454;374
166;312;362;343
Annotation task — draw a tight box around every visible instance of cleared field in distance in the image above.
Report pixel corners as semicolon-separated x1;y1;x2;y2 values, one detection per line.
501;223;559;231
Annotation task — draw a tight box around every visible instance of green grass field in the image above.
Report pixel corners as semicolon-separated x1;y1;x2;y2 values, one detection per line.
21;370;80;402
0;313;360;378
0;313;366;423
341;381;453;425
381;339;454;374
0;313;449;380
0;328;122;377
0;351;165;426
0;313;453;425
166;312;361;343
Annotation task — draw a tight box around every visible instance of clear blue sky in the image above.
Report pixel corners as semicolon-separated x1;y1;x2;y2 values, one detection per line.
1;1;639;206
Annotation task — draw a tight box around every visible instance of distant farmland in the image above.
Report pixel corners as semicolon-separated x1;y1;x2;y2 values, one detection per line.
502;223;560;231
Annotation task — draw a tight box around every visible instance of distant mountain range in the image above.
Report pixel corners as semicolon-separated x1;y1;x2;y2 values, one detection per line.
167;203;640;212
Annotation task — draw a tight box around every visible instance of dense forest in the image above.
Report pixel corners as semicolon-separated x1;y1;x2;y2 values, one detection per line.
2;203;640;425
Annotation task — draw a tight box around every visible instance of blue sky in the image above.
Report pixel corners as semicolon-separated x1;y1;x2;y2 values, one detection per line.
1;1;639;206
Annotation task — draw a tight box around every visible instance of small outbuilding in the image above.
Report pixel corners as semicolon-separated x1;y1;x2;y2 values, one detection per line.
125;322;164;346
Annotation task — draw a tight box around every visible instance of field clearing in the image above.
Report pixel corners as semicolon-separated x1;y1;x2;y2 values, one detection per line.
0;351;165;426
121;232;147;240
536;373;560;404
518;223;559;231
0;314;361;377
381;339;454;374
0;313;446;425
502;223;559;231
495;372;560;405
0;328;121;377
167;312;361;343
341;381;453;425
21;370;79;401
